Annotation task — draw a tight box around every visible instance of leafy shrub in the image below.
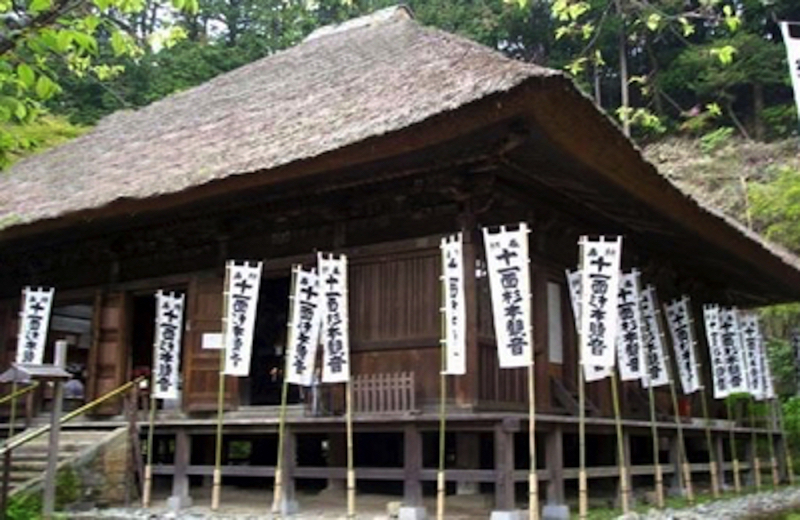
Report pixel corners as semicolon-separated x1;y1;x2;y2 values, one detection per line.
699;127;734;154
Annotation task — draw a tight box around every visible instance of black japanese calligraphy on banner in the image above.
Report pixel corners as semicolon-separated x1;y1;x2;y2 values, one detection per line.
441;234;466;375
780;23;800;125
285;266;323;387
740;311;764;400
717;308;749;396
318;253;350;384
483;223;533;369
223;261;263;377
565;269;611;382
579;236;622;368
639;286;670;388
703;305;728;399
665;297;701;395
152;291;185;400
16;287;55;366
616;271;645;382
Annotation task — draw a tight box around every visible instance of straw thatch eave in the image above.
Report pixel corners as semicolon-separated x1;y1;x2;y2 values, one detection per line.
0;8;798;304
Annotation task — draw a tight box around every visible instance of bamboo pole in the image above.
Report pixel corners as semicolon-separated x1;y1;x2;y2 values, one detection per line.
527;229;538;520
610;371;630;513
749;398;762;491
576;243;587;520
143;290;162;508
528;361;538;520
142;393;156;507
727;398;742;494
774;399;795;485
646;380;665;508
766;398;780;488
686;304;719;498
211;263;232;511
0;379;18;520
656;303;694;504
436;269;446;520
699;386;720;497
346;379;355;520
578;362;587;520
272;266;297;518
0;377;145;456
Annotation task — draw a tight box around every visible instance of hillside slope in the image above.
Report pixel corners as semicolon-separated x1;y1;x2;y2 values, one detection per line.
644;137;800;249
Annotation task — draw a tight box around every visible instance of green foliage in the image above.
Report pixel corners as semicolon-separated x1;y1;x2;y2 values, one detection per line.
783;397;800;473
761;104;799;140
6;490;42;520
699;126;734;154
55;466;80;508
0;116;85;168
750;166;800;251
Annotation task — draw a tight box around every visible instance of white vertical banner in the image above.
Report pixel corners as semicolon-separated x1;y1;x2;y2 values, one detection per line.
740;311;765;400
665;297;702;395
223;261;263;377
441;233;466;375
718;308;749;395
16;286;55;365
754;319;775;400
566;269;582;325
704;305;728;399
579;236;623;368
152;291;185;400
483;223;533;369
792;329;800;396
285;266;324;387
616;271;645;382
639;286;670;388
319;253;350;383
780;22;800;125
565;269;611;382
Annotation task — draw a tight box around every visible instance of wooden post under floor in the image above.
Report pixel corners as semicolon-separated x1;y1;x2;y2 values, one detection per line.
545;426;564;505
669;434;682;493
168;430;192;509
714;435;726;490
775;430;788;483
620;432;633;507
282;427;297;506
403;424;423;506
455;432;480;495
744;434;756;487
327;433;346;492
494;422;515;511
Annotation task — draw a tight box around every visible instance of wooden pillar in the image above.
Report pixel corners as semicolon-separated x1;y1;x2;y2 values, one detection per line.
283;427;296;505
494;422;515;511
168;430;192;509
669;433;682;492
744;434;755;487
327;432;346;492
621;431;633;506
455;432;480;495
545;426;564;505
403;424;423;506
715;434;727;490
775;432;788;483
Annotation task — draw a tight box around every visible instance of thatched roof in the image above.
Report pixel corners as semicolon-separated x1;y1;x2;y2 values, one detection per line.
1;6;800;302
0;6;554;231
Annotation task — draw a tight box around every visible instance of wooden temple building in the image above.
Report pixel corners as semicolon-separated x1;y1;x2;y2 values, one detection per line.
0;5;799;512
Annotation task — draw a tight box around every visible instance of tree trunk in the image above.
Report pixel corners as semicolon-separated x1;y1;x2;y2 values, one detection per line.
615;0;630;137
753;82;765;141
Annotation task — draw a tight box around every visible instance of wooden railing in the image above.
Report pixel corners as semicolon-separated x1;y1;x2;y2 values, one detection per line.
352;372;416;414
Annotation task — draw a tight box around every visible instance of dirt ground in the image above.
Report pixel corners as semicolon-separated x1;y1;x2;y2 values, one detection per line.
140;485;498;519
